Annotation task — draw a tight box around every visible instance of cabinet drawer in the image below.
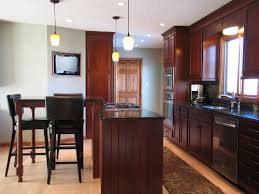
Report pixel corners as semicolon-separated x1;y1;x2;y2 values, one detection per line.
240;120;259;139
239;148;259;170
189;108;212;122
239;134;259;155
239;162;259;194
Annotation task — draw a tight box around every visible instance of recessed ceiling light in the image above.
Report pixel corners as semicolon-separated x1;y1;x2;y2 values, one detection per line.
65;18;72;23
117;1;125;6
160;23;166;27
140;40;145;43
146;34;151;37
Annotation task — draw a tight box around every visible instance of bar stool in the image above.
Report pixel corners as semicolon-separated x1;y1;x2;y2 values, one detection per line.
46;96;84;184
53;93;83;165
5;94;49;177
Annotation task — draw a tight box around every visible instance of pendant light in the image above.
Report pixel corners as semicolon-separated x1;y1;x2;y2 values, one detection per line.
123;0;134;50
112;16;120;62
50;0;60;47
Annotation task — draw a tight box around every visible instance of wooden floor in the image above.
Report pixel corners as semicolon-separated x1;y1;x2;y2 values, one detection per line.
0;138;243;194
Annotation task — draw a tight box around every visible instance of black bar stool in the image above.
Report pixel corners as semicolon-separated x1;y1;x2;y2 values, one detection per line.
5;94;49;177
46;96;84;184
53;93;83;168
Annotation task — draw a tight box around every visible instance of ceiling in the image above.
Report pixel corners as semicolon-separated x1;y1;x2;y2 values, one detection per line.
0;0;232;48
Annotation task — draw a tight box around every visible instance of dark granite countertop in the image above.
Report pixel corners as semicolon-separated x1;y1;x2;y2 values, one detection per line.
178;102;259;122
101;108;164;120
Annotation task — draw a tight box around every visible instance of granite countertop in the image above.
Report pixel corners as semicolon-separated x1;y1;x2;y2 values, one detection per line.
179;102;259;122
101;108;165;120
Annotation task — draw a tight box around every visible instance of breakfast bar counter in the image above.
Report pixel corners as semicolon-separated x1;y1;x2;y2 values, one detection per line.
100;108;164;194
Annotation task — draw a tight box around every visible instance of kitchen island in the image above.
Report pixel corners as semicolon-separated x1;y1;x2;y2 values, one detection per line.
99;108;164;194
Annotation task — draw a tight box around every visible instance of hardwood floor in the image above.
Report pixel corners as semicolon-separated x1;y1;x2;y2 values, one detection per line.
0;139;242;194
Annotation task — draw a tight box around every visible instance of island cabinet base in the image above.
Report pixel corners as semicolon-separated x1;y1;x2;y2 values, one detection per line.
101;119;163;194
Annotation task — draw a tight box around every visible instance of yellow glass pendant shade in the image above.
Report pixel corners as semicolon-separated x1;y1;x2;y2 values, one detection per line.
50;33;60;47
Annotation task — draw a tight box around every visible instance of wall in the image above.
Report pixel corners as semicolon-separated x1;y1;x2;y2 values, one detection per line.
0;21;48;143
117;48;163;114
47;26;86;96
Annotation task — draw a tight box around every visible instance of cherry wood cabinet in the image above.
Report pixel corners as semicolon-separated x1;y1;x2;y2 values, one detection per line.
190;30;202;81
202;35;220;81
188;108;212;166
172;105;188;149
86;31;114;138
163;35;175;67
239;119;259;194
86;31;114;102
243;1;259;78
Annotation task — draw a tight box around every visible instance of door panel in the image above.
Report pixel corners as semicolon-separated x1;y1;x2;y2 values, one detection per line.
115;59;142;105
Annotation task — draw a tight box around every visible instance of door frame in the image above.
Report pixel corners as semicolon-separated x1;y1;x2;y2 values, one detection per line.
113;58;143;106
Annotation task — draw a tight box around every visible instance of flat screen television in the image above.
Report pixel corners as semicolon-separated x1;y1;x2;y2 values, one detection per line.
53;52;81;76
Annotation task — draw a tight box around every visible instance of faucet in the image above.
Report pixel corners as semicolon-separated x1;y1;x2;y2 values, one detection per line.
218;93;238;109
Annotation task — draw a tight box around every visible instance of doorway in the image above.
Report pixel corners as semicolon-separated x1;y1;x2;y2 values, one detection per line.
114;58;142;106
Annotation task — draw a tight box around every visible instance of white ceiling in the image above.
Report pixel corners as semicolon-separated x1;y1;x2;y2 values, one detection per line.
0;0;232;48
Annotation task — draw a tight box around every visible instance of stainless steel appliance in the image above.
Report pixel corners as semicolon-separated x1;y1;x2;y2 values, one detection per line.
191;84;204;102
164;67;174;90
163;92;174;126
212;115;238;184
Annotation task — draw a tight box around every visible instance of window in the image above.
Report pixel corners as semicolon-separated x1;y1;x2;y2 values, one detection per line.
222;34;259;97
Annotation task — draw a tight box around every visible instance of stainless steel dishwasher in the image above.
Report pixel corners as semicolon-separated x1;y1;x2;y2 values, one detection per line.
212;114;239;184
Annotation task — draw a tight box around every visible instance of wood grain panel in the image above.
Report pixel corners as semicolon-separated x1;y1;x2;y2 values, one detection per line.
101;119;163;194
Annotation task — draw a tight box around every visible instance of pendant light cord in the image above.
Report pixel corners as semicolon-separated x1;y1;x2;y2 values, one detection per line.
115;19;117;52
128;0;130;36
54;3;57;33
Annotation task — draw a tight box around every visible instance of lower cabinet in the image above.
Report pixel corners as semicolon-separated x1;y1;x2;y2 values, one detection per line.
172;105;188;149
188;108;212;166
238;119;259;194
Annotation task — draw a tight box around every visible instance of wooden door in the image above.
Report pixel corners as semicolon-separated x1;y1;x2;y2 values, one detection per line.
115;59;142;105
243;1;259;78
190;30;202;81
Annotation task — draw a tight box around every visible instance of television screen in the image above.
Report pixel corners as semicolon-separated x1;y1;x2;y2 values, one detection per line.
53;52;81;76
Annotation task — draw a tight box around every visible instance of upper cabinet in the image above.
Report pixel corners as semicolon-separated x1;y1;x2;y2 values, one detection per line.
243;1;259;78
190;21;221;82
190;30;202;81
163;35;175;67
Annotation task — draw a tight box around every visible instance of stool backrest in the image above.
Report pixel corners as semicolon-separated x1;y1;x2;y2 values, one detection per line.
6;94;21;124
46;96;84;121
53;93;83;97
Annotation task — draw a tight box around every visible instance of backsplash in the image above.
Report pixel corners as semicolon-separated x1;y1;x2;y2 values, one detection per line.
202;82;259;112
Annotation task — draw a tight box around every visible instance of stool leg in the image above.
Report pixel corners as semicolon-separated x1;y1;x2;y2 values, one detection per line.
44;129;49;167
5;129;16;177
56;134;61;159
47;130;56;184
31;129;36;163
75;133;82;183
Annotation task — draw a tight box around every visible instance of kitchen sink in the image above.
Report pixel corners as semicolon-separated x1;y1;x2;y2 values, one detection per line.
202;105;229;110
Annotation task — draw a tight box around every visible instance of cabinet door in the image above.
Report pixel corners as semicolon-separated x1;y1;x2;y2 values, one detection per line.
188;118;201;156
164;39;169;66
243;2;259;78
173;113;180;144
190;30;202;81
180;107;188;149
168;36;175;66
202;35;219;81
200;121;212;165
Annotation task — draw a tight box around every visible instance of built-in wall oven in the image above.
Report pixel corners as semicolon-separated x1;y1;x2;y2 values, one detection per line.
212;115;239;184
163;92;174;127
164;67;174;90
